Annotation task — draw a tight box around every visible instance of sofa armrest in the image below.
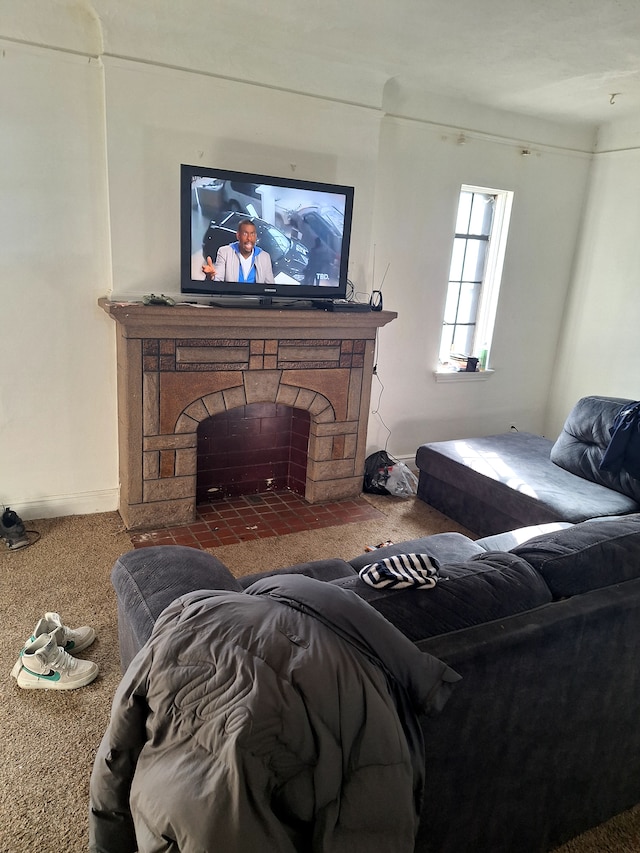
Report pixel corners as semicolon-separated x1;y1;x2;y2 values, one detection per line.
112;545;242;671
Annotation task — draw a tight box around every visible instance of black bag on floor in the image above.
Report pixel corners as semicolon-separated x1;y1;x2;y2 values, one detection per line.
363;450;396;494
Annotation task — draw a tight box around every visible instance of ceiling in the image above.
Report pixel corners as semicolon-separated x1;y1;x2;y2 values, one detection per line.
365;0;640;126
245;0;640;127
7;0;640;128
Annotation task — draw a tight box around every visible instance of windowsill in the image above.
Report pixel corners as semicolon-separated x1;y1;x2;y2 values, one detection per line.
433;368;495;383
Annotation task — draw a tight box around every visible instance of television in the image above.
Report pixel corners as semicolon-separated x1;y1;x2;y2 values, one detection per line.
180;164;355;305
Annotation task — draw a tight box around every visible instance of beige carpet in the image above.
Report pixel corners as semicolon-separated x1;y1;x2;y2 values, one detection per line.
1;496;639;852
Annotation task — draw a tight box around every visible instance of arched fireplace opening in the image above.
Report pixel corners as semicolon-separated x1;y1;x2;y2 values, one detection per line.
196;403;311;503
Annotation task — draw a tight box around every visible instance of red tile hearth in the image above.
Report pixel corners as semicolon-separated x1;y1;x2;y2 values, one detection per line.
129;491;384;550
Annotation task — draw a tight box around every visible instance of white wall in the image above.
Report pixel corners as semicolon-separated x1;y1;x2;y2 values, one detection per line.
102;58;381;301
367;115;592;455
0;42;117;519
547;122;640;437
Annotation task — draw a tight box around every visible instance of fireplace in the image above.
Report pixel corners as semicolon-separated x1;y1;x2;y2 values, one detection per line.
100;299;396;529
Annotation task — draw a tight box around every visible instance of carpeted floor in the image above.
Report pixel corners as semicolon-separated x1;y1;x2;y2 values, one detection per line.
1;495;640;852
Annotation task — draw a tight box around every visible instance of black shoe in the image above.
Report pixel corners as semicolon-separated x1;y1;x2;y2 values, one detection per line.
1;507;29;550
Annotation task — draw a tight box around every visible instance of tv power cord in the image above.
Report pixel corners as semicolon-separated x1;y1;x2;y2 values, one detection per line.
1;506;40;551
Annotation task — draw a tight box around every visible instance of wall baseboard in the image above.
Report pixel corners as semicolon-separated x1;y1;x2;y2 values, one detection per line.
9;489;119;522
394;454;418;472
9;458;418;522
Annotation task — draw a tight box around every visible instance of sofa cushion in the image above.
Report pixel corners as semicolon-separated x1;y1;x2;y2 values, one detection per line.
348;532;485;571
331;552;552;642
475;522;574;552
238;558;355;589
512;515;640;598
550;395;640;502
416;431;640;532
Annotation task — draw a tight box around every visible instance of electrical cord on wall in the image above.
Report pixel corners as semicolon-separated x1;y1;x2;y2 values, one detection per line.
371;367;392;450
346;278;355;301
349;278;379;305
371;323;392;450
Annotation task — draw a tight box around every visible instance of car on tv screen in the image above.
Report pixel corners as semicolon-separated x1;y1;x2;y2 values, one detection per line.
291;205;344;255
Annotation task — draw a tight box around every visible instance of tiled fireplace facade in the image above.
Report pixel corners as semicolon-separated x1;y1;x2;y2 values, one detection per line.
100;299;396;529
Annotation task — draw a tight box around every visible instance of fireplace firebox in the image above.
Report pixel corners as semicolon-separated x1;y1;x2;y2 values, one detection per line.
196;403;310;502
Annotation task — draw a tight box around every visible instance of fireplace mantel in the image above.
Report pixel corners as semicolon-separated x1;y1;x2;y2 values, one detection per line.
100;298;396;529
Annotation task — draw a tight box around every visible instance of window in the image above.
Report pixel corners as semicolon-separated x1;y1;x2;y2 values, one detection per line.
438;185;513;372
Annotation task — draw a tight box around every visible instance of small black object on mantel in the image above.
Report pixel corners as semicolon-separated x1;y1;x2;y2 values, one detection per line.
325;300;372;312
369;290;383;311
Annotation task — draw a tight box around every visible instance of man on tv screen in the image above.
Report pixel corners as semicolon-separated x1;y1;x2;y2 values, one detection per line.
202;219;274;284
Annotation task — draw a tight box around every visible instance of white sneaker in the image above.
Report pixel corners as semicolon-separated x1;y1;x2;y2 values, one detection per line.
11;633;99;690
30;611;96;654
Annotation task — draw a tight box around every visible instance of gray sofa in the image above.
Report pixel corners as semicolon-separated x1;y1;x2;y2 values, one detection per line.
103;513;640;853
416;395;640;536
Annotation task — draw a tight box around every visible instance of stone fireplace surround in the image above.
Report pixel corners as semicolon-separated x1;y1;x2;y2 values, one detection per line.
100;299;396;530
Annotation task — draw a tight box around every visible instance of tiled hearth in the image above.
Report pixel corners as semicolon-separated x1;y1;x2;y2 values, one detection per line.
100;299;396;530
129;490;383;550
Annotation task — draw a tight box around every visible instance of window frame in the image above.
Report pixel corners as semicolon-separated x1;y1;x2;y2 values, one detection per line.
437;184;513;376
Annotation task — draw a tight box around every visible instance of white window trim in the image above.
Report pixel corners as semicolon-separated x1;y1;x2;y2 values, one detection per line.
433;367;495;382
436;184;513;378
473;186;513;365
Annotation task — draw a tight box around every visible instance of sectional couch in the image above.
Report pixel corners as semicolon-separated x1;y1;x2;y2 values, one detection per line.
97;513;640;853
416;395;640;536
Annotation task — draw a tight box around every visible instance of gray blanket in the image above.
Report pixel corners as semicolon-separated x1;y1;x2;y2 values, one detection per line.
89;575;459;852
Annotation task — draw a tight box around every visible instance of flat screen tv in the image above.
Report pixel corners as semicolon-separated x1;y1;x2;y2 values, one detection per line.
180;164;355;305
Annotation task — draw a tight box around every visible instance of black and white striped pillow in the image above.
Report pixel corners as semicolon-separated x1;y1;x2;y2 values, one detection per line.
359;553;440;589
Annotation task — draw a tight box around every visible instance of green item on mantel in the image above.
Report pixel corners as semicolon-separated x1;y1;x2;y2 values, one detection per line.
142;294;176;306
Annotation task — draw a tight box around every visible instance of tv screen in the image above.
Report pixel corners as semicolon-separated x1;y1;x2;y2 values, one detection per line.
180;164;354;304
